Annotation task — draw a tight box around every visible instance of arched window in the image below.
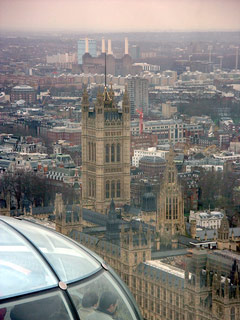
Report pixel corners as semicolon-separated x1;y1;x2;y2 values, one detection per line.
166;197;169;219
94;143;96;162
88;179;92;197
169;197;172;219
105;144;109;163
111;180;115;198
117;143;121;162
117;180;121;198
168;171;171;183
93;180;96;197
168;170;174;183
88;142;91;161
106;180;110;199
173;197;177;219
111;144;115;162
176;200;178;219
231;307;235;320
91;142;94;161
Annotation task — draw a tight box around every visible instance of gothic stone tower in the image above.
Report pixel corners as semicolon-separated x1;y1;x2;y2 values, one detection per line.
157;147;185;238
120;224;151;289
217;214;230;250
81;87;130;214
55;193;82;236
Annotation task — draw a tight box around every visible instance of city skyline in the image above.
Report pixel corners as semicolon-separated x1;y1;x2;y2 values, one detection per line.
1;0;240;33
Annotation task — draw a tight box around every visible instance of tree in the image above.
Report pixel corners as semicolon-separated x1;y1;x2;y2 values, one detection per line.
0;170;55;209
198;169;237;211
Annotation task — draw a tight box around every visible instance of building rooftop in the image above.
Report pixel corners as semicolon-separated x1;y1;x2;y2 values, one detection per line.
12;85;34;91
140;156;166;164
145;259;185;279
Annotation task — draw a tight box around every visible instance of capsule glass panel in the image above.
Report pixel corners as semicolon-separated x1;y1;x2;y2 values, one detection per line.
69;271;138;320
1;217;101;283
0;221;57;299
0;290;74;320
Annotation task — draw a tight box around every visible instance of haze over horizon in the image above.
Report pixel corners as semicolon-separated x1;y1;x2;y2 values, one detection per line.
1;0;240;33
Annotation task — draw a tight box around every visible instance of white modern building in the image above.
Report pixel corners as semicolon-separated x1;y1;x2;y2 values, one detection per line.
189;210;224;229
132;147;168;167
131;119;185;145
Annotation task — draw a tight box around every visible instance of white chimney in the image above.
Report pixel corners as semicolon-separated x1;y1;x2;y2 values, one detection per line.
102;37;105;53
85;37;89;53
125;37;128;55
108;39;112;55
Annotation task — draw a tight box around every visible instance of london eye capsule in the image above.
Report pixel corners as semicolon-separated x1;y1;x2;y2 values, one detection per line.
0;216;143;320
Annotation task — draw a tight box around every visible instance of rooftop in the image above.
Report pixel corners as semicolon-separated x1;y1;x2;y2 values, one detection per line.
12;85;34;91
144;260;185;279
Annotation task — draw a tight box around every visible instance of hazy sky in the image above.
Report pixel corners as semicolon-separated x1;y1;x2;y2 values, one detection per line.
1;0;240;32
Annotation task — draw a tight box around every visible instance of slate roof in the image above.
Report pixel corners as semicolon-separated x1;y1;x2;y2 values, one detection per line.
196;227;240;241
70;229;121;257
152;249;188;259
82;208;108;226
140;156;166;164
0;159;11;169
135;261;184;289
33;206;54;215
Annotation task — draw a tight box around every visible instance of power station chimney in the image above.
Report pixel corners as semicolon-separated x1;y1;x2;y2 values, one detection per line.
85;37;89;53
125;37;129;55
108;39;112;55
102;37;105;53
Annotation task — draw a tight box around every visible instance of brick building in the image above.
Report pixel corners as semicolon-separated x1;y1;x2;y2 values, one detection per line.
131;133;158;157
47;126;81;145
10;85;36;104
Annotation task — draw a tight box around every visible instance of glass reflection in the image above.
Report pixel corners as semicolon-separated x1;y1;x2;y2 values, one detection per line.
69;271;137;320
0;291;73;320
3;218;101;283
0;222;57;299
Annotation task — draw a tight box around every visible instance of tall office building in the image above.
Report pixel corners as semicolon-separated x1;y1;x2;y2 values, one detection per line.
126;76;149;116
77;38;97;64
81;87;131;214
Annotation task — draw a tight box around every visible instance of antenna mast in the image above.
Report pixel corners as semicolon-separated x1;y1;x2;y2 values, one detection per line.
105;52;107;87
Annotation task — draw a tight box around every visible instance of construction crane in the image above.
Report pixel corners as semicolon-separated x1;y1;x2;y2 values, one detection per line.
203;144;219;156
136;109;143;135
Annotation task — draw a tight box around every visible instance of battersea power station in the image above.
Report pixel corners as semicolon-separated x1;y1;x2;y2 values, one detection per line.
75;37;132;76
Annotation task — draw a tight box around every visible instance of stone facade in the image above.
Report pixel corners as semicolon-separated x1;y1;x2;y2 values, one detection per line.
70;224;152;290
55;193;82;236
132;250;240;320
81;87;130;214
217;215;240;252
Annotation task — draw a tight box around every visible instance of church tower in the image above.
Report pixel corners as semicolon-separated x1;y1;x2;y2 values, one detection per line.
156;147;185;237
217;214;230;250
81;86;130;214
